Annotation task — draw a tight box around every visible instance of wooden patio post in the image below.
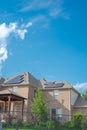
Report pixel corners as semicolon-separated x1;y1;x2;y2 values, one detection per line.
8;96;11;122
4;101;7;113
22;100;24;121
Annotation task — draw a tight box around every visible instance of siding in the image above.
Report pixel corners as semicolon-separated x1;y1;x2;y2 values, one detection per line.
70;90;78;106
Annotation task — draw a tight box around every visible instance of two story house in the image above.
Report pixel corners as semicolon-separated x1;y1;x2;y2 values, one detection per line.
0;72;87;122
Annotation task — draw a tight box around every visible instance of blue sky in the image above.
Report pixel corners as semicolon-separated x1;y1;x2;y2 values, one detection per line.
0;0;87;91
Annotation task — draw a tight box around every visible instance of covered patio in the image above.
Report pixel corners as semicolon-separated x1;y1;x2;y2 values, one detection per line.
0;89;26;122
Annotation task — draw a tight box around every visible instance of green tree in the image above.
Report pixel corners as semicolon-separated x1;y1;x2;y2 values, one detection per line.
73;113;83;129
31;88;48;125
82;89;87;100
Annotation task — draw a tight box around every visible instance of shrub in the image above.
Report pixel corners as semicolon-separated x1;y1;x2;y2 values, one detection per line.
2;122;11;128
22;121;33;128
46;120;57;130
73;113;83;129
62;120;74;129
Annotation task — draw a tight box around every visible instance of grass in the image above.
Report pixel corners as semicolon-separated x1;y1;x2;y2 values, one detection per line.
3;128;47;130
3;129;45;130
3;129;36;130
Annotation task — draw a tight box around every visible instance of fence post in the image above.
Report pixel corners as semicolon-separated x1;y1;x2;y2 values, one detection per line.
0;114;2;130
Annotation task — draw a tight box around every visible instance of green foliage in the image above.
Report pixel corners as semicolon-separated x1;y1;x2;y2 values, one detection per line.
22;121;33;128
62;120;74;129
82;89;87;100
2;121;33;129
31;88;48;125
46;120;56;130
73;113;83;129
73;112;83;123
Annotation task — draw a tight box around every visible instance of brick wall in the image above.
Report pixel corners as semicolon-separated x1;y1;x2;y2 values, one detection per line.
43;89;71;121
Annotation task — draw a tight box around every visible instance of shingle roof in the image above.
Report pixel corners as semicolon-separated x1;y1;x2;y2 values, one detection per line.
0;72;80;94
28;72;41;87
0;72;41;87
74;96;87;107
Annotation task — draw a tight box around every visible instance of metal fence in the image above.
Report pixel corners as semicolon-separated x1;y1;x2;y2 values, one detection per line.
0;111;87;130
0;111;72;123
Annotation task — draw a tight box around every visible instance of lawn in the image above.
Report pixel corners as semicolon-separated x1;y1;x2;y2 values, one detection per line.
3;129;40;130
3;128;47;130
3;129;46;130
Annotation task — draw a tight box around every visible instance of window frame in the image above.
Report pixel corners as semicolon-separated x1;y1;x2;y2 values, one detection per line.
12;86;18;93
53;90;59;100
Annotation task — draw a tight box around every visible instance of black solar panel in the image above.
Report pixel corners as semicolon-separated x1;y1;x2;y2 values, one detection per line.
45;82;64;88
4;75;24;84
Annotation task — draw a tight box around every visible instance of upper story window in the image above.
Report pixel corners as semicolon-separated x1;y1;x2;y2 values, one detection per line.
53;90;59;100
12;86;18;93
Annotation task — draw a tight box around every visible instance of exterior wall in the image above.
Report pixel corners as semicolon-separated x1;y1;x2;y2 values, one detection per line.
43;89;71;122
70;90;78;105
6;85;29;111
17;85;29;112
72;107;87;115
0;82;85;123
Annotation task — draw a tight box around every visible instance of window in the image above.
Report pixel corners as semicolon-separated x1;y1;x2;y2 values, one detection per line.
57;108;62;117
53;90;59;100
12;86;18;93
57;108;62;122
51;108;56;119
51;108;62;121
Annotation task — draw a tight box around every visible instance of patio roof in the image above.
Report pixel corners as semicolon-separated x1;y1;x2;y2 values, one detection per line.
0;89;26;101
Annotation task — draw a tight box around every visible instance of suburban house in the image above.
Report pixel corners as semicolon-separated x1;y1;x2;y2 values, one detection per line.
0;72;87;122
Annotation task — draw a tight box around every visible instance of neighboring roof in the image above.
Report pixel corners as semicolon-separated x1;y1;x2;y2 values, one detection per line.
0;89;26;101
74;96;87;108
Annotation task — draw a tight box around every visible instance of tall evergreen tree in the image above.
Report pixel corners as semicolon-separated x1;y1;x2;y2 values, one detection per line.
31;88;48;125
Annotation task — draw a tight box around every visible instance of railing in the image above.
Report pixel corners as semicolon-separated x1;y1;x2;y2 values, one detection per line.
0;112;87;130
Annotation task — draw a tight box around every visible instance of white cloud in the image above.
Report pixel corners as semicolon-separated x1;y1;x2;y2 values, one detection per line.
74;82;87;91
25;22;32;28
19;0;69;20
19;0;52;12
0;21;32;73
0;47;8;63
17;29;27;40
21;22;32;28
